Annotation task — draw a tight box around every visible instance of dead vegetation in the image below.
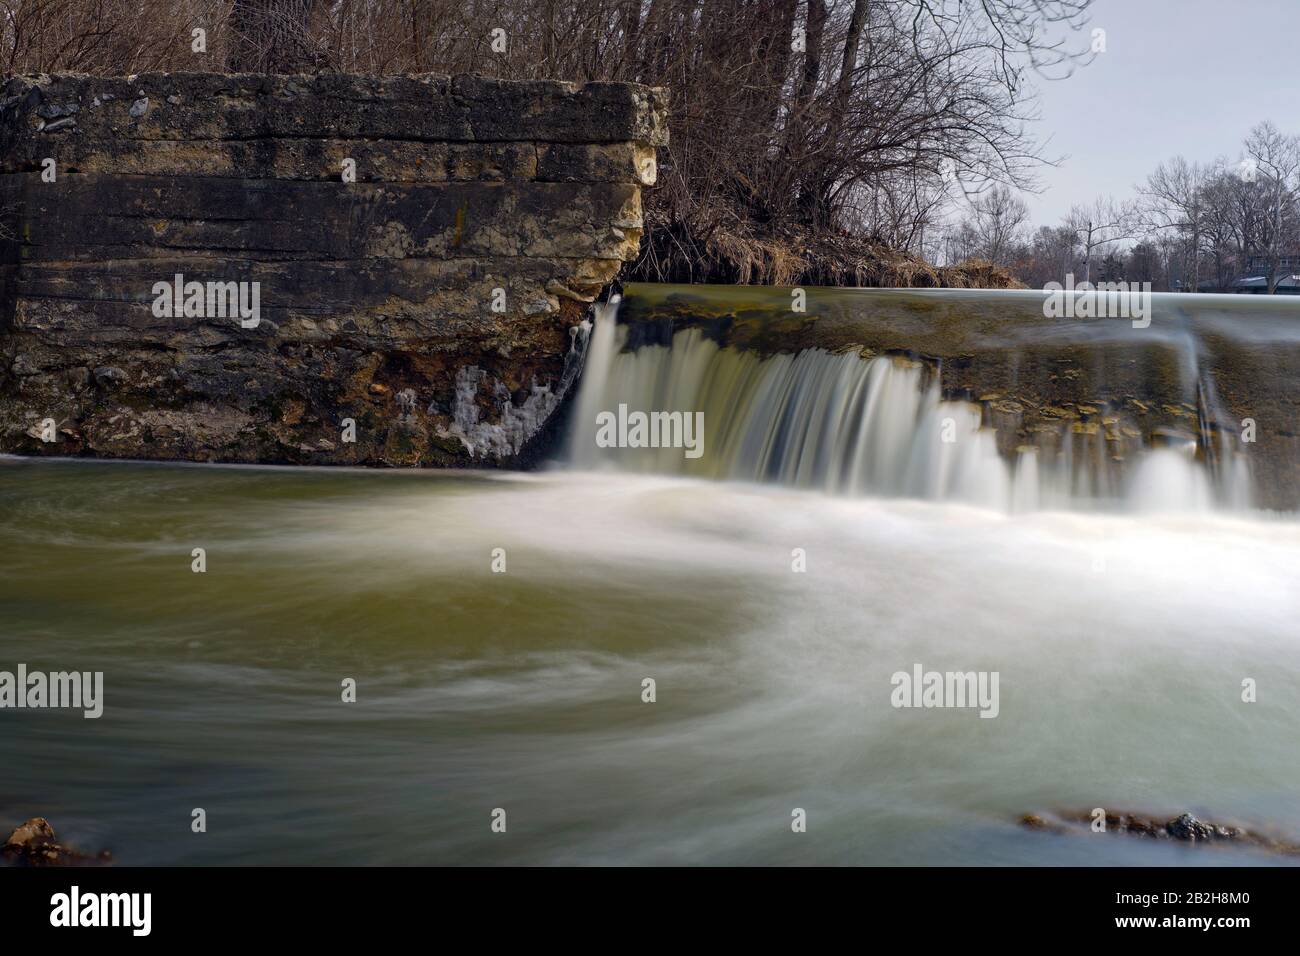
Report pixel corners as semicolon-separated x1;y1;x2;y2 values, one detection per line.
636;205;1023;287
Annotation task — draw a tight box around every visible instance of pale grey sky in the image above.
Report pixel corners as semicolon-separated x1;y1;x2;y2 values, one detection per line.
1020;0;1300;227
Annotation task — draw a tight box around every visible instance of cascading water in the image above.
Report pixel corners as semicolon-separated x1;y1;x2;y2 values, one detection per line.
565;288;1268;513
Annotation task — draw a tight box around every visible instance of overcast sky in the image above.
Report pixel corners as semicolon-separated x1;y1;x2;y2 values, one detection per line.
1019;0;1300;227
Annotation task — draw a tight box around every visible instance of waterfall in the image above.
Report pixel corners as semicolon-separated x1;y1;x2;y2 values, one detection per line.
564;296;1254;513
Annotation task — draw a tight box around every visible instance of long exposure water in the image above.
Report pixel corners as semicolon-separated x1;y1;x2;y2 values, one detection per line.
3;454;1299;865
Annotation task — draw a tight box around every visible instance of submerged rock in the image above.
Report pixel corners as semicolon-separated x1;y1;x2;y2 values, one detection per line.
2;817;111;866
1019;809;1300;856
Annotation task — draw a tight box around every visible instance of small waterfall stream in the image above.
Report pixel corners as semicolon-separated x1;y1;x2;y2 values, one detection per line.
565;293;1255;513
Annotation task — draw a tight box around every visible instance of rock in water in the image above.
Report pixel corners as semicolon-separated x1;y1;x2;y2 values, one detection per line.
1018;808;1299;857
4;817;56;848
2;817;111;866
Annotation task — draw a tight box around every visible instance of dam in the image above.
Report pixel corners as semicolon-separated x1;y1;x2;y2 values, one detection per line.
568;284;1300;512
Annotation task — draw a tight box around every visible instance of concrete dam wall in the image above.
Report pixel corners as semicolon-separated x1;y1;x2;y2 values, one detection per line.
0;72;667;466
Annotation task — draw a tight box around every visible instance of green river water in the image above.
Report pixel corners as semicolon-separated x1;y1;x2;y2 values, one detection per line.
3;456;1298;865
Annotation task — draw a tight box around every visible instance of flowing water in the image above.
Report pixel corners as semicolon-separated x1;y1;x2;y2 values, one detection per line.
3;287;1300;866
569;294;1263;512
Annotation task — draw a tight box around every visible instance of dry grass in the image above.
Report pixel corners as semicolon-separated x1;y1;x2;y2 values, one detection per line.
632;208;1023;289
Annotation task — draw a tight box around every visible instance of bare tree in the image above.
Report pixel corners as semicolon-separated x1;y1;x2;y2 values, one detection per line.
967;185;1030;267
851;169;952;254
1012;224;1078;287
1139;157;1214;292
1243;121;1300;293
0;0;220;74
1065;197;1136;283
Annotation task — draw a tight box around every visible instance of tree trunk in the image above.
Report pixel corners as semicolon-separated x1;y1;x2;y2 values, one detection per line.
620;0;644;80
1191;221;1200;292
796;0;867;230
794;0;826;111
835;0;869;112
761;0;799;131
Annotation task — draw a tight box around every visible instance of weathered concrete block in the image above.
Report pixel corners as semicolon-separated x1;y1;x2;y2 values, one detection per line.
1;72;669;155
0;72;666;467
2;174;642;261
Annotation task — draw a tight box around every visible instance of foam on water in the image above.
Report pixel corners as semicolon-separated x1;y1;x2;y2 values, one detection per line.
2;457;1299;864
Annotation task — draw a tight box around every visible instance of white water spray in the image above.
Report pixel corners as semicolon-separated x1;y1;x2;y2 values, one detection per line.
566;301;1250;513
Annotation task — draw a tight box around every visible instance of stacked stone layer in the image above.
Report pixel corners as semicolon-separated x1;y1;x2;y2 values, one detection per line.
0;72;667;465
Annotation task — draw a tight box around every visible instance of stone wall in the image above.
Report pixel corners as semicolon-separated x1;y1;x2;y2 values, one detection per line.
0;73;666;466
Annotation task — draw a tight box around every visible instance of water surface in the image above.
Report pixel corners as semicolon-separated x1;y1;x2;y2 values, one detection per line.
2;457;1297;865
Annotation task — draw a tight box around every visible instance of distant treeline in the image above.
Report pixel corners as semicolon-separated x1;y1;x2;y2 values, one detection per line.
941;121;1300;293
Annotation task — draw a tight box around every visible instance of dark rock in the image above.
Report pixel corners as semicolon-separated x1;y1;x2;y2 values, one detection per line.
92;366;127;388
5;817;55;847
2;817;110;867
1020;808;1299;857
1165;812;1245;843
1167;812;1212;841
35;101;79;119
